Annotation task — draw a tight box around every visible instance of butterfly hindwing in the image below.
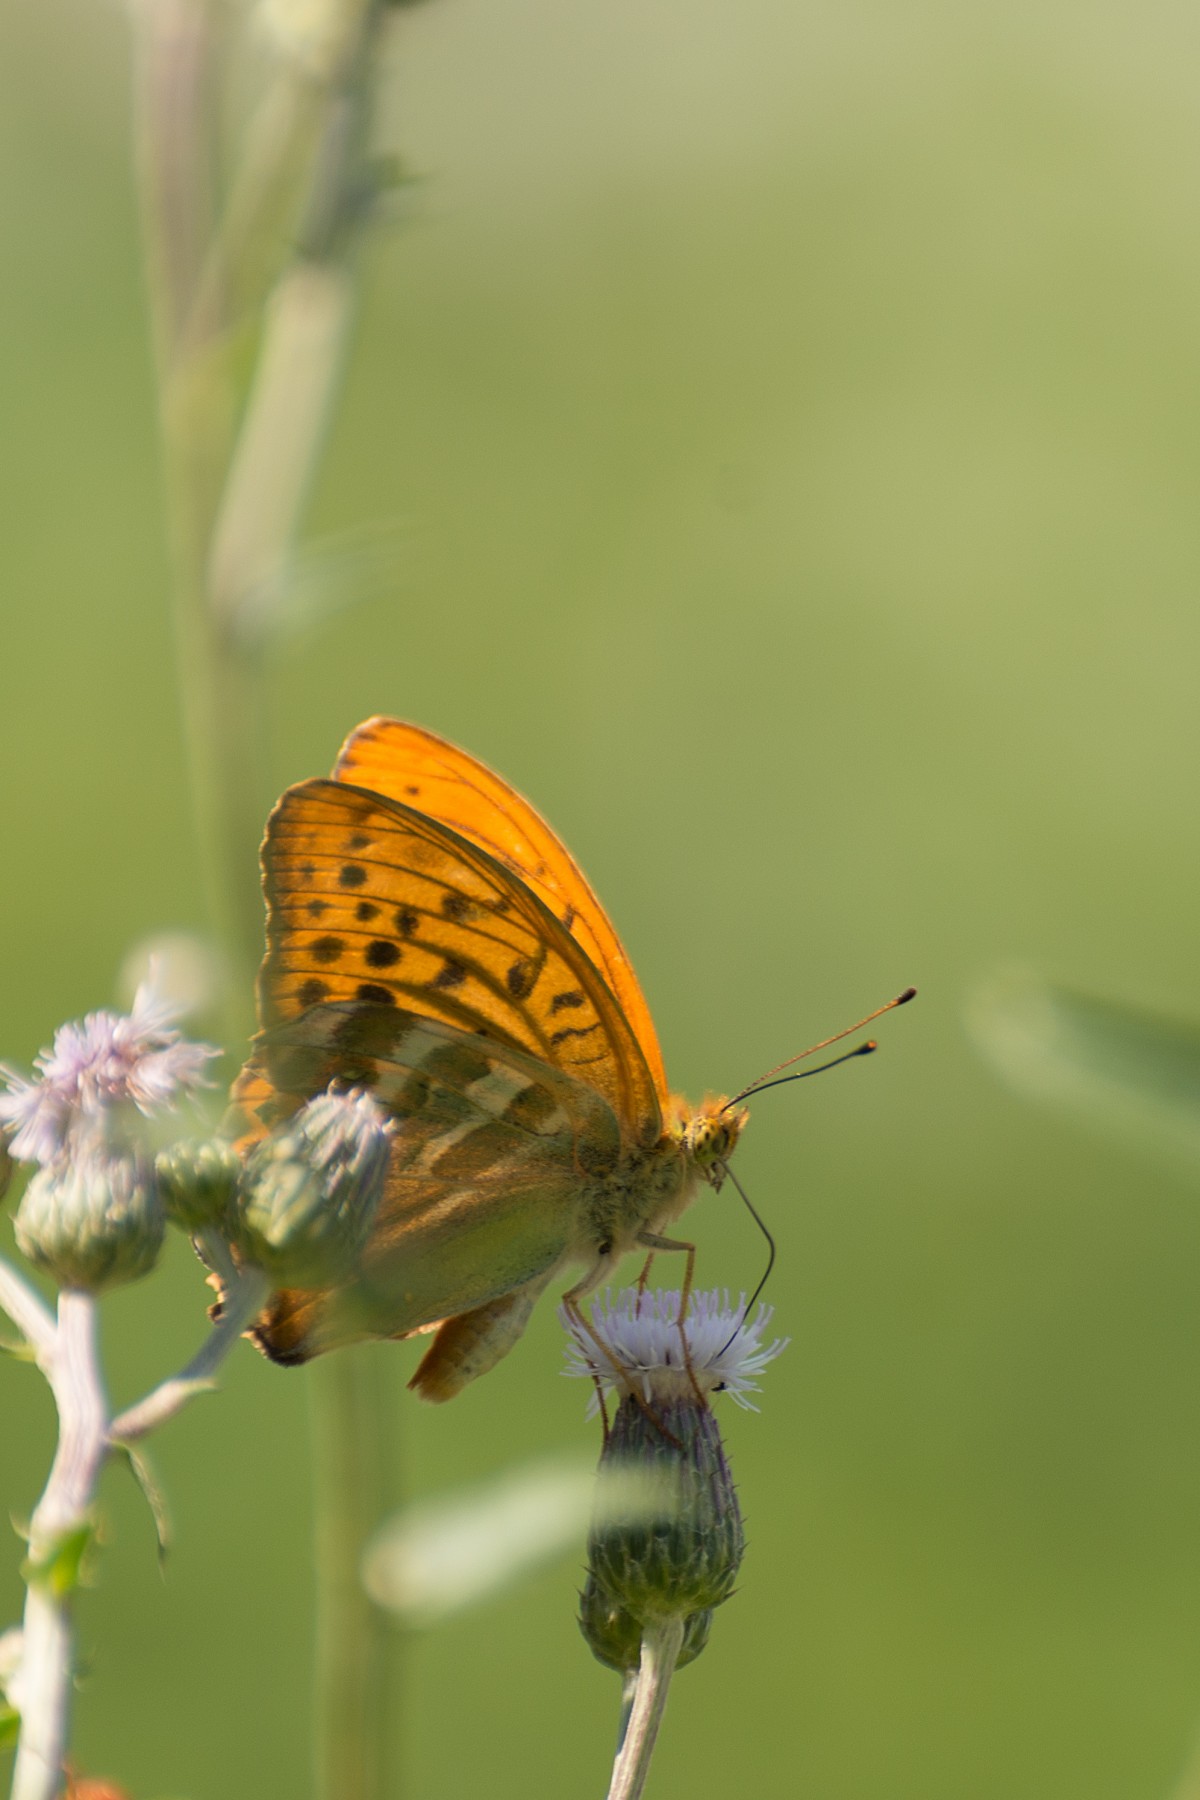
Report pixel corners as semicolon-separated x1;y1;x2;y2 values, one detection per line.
239;1002;620;1361
259;778;663;1145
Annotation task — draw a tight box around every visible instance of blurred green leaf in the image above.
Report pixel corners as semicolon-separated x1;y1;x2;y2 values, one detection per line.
236;520;407;652
114;1444;172;1570
362;1457;595;1629
362;1456;669;1630
969;968;1200;1170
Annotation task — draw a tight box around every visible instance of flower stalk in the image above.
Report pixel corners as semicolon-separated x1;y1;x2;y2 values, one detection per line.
607;1617;686;1800
10;1292;106;1800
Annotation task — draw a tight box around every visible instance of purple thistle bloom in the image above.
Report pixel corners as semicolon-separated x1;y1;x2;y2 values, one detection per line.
0;978;220;1166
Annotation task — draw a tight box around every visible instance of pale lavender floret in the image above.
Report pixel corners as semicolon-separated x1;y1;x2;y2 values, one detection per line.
0;978;220;1166
560;1286;789;1414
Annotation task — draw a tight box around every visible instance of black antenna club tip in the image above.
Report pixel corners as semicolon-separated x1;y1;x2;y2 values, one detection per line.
897;986;918;1004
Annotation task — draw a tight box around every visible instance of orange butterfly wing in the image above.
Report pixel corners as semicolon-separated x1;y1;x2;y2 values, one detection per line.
249;775;663;1147
332;718;670;1108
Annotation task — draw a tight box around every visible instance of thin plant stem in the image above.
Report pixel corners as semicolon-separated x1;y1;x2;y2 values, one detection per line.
606;1619;685;1800
309;1349;395;1800
0;1260;56;1364
10;1293;108;1800
109;1268;271;1443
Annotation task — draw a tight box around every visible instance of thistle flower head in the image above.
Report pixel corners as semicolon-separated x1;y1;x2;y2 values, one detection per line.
566;1286;787;1677
236;1086;392;1286
0;978;219;1167
561;1287;789;1414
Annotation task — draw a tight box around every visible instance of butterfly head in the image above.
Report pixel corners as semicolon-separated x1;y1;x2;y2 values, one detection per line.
671;1096;749;1191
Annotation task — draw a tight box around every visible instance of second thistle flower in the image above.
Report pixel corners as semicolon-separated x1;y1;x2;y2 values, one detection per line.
563;1289;787;1675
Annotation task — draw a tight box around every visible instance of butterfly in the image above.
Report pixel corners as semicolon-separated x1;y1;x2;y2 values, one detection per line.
230;717;852;1401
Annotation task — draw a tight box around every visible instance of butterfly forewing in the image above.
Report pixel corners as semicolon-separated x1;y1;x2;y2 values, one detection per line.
259;780;662;1145
333;718;670;1107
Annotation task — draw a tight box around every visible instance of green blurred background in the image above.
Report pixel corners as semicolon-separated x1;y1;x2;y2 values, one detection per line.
4;0;1200;1795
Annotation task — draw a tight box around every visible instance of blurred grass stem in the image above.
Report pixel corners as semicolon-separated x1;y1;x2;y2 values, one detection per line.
310;1349;396;1800
129;4;397;1797
606;1619;685;1800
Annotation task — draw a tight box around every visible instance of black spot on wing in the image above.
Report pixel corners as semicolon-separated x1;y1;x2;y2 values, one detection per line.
431;958;467;990
506;958;537;1000
356;983;396;1005
311;936;345;964
298;978;330;1007
307;899;328;918
395;908;420;937
356;901;379;922
550;1022;601;1046
550;989;584;1014
339;863;367;888
366;940;402;969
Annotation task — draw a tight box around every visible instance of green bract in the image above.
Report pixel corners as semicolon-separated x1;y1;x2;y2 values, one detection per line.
15;1151;164;1292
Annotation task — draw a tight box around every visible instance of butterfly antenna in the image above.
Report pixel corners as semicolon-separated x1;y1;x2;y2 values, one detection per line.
715;1160;776;1355
742;1038;877;1099
725;985;917;1109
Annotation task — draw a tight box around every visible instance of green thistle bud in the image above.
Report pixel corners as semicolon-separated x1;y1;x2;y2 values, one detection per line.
14;1149;164;1292
237;1088;390;1286
156;1138;241;1234
585;1397;744;1631
564;1288;788;1675
579;1568;712;1675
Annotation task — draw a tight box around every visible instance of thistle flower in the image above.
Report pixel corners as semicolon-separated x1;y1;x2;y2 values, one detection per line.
563;1288;787;1794
0;979;219;1167
236;1087;391;1286
562;1287;789;1413
562;1288;787;1678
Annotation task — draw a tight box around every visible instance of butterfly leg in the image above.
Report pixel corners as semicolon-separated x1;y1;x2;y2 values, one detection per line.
635;1232;706;1409
635;1251;656;1296
561;1261;628;1395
